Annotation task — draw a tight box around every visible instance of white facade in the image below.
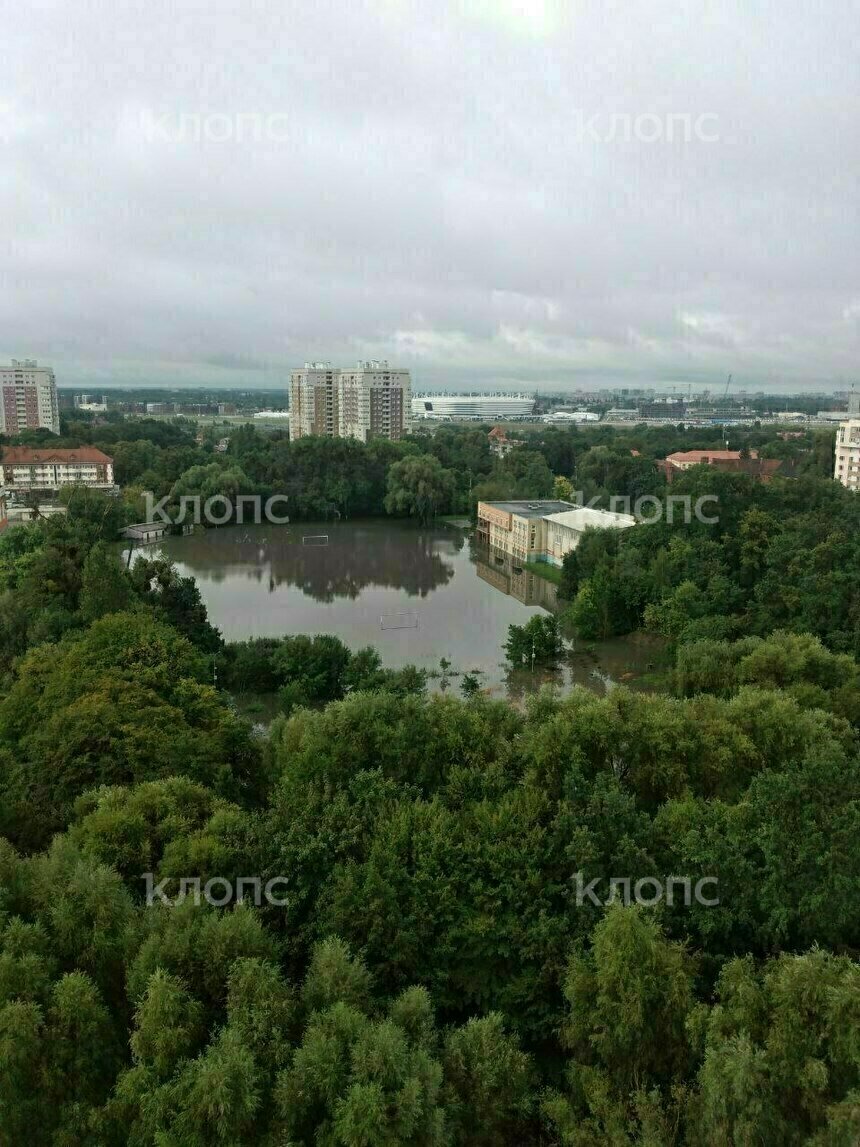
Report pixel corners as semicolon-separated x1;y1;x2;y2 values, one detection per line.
835;420;860;490
542;410;600;423
1;447;115;493
542;506;637;566
289;362;410;442
411;393;535;419
338;362;410;442
74;394;108;411
0;360;60;435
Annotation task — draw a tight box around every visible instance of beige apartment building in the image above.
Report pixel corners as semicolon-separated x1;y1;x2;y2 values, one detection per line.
289;361;410;443
289;363;339;440
477;499;637;567
835;420;860;490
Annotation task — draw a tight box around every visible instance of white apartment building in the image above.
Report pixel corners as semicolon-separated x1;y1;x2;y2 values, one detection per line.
0;360;60;435
289;361;410;443
0;446;115;493
338;362;410;442
835;420;860;490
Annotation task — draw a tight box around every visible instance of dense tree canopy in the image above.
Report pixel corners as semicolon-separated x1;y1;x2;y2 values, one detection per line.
0;414;857;1144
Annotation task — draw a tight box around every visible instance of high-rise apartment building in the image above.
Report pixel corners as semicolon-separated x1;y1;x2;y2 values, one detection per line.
338;362;410;442
288;361;410;443
288;363;339;441
0;360;60;435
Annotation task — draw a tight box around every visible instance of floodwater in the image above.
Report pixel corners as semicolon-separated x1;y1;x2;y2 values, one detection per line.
142;520;665;700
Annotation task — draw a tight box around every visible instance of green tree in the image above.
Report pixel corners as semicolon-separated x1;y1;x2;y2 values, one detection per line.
554;475;574;501
505;614;563;668
78;542;134;622
385;455;456;524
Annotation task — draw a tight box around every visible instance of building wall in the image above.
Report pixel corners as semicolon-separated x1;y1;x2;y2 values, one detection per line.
477;500;636;565
0;361;60;435
835;420;860;490
475;503;547;561
290;364;409;442
338;365;410;442
412;394;534;419
2;460;114;489
289;366;338;441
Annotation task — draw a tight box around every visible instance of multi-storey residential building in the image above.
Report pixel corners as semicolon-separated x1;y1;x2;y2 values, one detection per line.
0;360;60;435
338;362;410;442
476;499;636;567
0;446;115;494
289;363;339;441
835;420;860;490
289;362;410;442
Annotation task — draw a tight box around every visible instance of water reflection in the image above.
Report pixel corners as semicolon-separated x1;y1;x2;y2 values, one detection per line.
147;520;666;703
471;544;559;609
158;522;460;602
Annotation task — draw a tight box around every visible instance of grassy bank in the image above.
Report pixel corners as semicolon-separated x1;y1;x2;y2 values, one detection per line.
523;559;563;586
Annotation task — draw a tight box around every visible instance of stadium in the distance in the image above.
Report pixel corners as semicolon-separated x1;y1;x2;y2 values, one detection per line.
411;393;535;420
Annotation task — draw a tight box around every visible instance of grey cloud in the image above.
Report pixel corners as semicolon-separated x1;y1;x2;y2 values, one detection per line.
0;0;858;391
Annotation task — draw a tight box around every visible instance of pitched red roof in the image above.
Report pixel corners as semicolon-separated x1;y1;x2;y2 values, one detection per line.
666;449;758;464
1;446;113;464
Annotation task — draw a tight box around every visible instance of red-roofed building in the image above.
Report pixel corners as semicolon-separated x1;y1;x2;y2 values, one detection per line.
659;449;783;483
1;446;115;493
487;425;525;458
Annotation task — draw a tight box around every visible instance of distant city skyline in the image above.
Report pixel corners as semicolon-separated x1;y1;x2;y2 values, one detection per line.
36;360;860;397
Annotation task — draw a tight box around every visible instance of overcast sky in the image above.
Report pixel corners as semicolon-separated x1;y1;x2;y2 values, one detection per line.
1;0;858;392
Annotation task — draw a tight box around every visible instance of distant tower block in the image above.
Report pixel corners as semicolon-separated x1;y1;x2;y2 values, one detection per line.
380;612;419;630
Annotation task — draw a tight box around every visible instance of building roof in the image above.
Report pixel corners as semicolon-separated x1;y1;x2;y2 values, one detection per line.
544;506;637;530
666;449;758;464
482;499;576;519
1;446;113;464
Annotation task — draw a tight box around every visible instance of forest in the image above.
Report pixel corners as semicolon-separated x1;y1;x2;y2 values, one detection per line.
0;409;857;1143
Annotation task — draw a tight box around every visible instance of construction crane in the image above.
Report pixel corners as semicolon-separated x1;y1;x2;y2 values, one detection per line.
723;373;733;399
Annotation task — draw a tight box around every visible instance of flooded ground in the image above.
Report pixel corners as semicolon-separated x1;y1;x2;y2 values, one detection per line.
138;520;667;702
